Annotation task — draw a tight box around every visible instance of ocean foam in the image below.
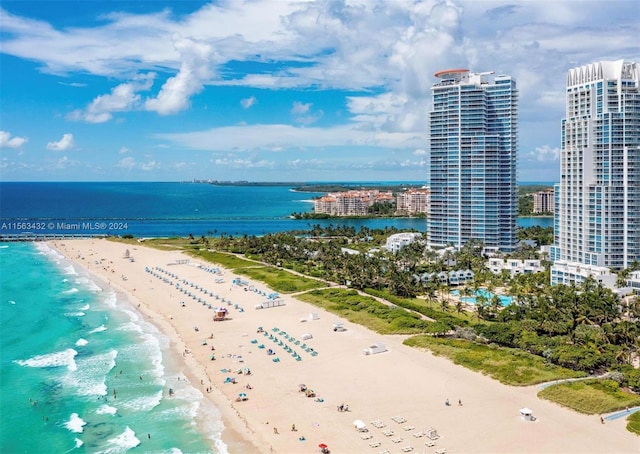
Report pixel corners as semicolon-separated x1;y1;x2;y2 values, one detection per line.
75;339;89;347
65;413;86;433
76;276;102;293
15;348;78;371
74;438;84;448
62;349;117;397
119;390;163;412
9;300;16;304
65;312;86;317
102;293;117;308
79;304;90;311
0;245;9;249
96;404;117;416
89;325;107;334
63;287;80;294
99;427;140;454
63;264;78;276
34;242;65;262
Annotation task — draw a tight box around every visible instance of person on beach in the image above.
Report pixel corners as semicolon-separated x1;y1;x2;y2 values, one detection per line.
600;415;605;424
273;427;279;434
445;398;450;406
291;423;296;431
458;399;463;406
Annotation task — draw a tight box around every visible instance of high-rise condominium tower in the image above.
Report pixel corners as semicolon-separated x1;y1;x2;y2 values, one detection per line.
550;60;640;270
428;69;518;252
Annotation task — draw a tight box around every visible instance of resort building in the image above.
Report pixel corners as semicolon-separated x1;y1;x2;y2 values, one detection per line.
396;188;430;215
550;260;617;289
486;258;544;276
384;232;422;253
415;269;474;286
313;190;394;216
532;190;554;214
428;69;518;253
550;60;640;283
625;270;640;291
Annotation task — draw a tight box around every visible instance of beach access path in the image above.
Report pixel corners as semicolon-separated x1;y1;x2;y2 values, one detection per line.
52;239;639;454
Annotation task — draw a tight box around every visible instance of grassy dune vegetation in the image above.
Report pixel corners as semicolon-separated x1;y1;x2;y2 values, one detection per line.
403;335;584;386
628;411;640;435
233;267;327;293
538;379;640;414
297;288;434;335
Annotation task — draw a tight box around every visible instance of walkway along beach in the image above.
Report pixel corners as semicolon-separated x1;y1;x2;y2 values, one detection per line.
51;239;638;453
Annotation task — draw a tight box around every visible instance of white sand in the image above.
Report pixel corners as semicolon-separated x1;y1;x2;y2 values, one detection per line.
52;239;639;453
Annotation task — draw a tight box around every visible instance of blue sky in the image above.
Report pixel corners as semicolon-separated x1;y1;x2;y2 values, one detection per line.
1;0;638;182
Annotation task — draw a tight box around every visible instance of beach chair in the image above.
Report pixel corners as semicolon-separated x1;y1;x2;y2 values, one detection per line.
425;441;436;448
434;449;446;454
412;432;424;438
391;416;406;424
379;450;390;454
403;425;415;431
369;442;381;448
391;437;403;443
401;446;413;452
361;434;373;440
371;420;385;429
382;429;394;437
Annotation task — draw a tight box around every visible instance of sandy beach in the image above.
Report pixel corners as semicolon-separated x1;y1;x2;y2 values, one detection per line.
51;238;638;454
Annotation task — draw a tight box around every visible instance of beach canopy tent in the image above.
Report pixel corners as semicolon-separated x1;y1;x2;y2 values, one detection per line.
520;408;534;421
214;307;228;321
353;420;368;432
301;333;313;340
363;343;387;355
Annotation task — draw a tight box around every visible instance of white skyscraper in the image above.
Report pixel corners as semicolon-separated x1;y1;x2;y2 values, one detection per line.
551;60;640;283
428;69;518;253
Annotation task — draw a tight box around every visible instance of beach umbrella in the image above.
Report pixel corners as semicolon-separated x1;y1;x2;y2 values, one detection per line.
318;443;328;449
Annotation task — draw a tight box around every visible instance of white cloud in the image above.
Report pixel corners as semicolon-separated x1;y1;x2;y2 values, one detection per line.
119;146;130;154
291;101;311;115
157;123;423;152
290;101;323;125
145;36;214;115
46;133;74;151
529;145;560;162
139;160;159;171
0;130;28;148
241;96;257;109
117;156;136;170
68;73;155;123
212;157;274;169
1;0;639;180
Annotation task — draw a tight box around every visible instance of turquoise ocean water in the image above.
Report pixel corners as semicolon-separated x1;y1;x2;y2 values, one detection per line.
0;242;224;453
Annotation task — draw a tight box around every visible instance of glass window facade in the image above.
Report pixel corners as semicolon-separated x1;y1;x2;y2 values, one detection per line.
428;71;518;252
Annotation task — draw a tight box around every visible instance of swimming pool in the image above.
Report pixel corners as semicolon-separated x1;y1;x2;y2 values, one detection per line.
450;288;512;306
